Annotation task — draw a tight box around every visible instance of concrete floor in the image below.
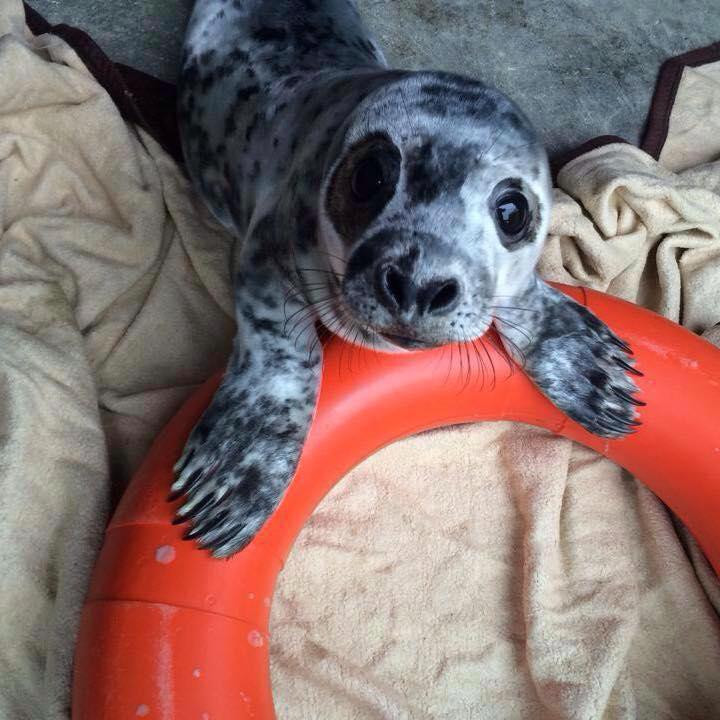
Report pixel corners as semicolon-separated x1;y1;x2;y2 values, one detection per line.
29;1;720;156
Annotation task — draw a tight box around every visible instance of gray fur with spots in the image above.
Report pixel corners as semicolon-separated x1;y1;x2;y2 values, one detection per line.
174;0;640;557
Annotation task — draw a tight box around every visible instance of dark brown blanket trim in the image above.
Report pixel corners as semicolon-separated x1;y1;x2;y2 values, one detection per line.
551;41;720;174
20;4;720;174
641;41;720;160
114;63;183;163
23;2;183;163
550;135;629;177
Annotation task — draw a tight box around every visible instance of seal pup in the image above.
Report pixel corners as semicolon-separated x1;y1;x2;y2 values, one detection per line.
174;0;642;556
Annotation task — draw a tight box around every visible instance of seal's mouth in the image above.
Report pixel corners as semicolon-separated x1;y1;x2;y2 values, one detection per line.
323;289;476;352
378;331;433;350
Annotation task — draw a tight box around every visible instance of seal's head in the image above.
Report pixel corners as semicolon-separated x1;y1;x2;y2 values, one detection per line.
314;72;551;351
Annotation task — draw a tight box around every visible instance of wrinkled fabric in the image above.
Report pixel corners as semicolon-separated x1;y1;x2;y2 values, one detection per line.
0;2;234;718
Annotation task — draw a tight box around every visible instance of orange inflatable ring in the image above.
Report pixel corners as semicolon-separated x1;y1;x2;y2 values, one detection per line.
72;284;720;720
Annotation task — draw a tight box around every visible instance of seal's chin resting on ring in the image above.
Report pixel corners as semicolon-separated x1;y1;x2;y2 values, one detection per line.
331;296;493;353
378;331;432;351
373;324;493;352
315;273;496;353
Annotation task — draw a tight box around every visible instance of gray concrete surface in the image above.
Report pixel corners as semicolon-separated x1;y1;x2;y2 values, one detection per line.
28;1;720;156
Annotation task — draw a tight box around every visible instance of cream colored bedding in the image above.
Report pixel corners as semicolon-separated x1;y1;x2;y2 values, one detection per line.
0;1;718;717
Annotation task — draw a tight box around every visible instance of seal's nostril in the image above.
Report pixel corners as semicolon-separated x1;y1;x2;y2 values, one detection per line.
385;267;405;307
376;265;458;317
378;264;414;312
425;279;460;315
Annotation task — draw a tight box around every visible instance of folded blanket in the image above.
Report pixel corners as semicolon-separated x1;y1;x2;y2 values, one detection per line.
0;1;718;718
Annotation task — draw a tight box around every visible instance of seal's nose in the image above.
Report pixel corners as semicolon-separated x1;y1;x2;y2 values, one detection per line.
376;263;461;317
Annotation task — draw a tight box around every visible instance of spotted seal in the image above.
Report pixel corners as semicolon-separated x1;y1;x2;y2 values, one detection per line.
173;0;642;557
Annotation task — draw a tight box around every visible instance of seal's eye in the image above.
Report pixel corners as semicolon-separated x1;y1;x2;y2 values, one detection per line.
494;190;530;244
351;155;386;203
496;191;529;235
326;133;400;243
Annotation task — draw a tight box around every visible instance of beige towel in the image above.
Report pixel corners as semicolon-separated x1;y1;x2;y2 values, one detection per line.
0;0;718;717
0;2;234;717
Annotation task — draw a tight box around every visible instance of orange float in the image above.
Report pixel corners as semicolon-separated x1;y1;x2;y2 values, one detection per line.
72;284;720;720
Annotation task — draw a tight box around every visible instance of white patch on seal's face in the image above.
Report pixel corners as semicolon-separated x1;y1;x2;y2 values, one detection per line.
460;156;551;301
313;77;552;353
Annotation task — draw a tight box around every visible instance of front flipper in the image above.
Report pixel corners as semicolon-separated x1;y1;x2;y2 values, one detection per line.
494;278;643;438
171;261;321;557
